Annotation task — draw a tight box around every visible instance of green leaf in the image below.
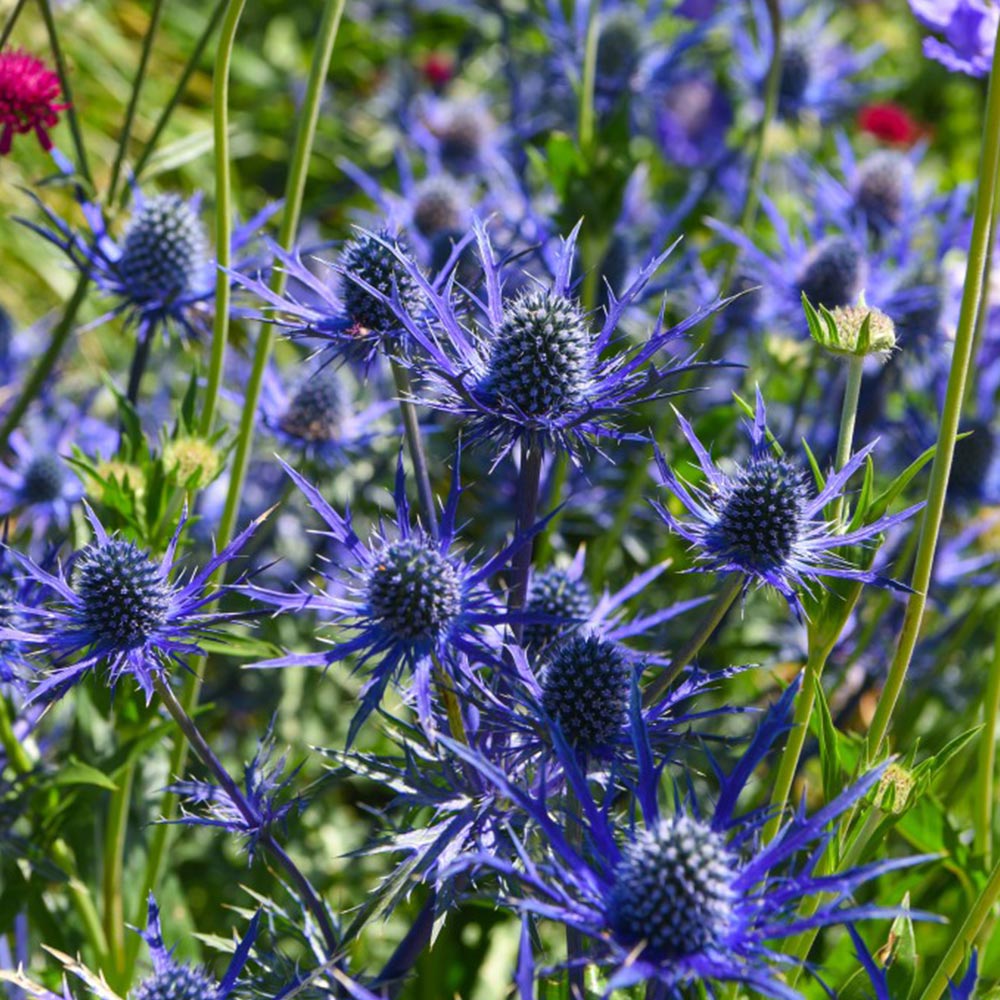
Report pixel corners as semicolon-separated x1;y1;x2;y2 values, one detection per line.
52;758;118;791
813;680;843;802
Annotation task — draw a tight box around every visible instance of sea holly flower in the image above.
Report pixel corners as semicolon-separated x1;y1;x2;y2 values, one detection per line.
165;723;305;863
0;49;66;155
347;219;727;462
0;505;266;704
20;184;273;346
258;361;394;462
232;227;432;370
732;1;881;123
442;681;935;998
133;894;260;1000
651;391;921;617
249;451;543;743
0;428;83;539
910;0;998;78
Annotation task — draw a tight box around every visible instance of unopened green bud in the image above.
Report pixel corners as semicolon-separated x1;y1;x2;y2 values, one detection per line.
803;293;896;359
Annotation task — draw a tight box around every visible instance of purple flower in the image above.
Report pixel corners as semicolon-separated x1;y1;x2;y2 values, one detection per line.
441;680;937;997
0;506;266;704
19;182;273;345
910;0;998;77
248;451;542;744
355;219;727;463
651;391;922;617
0;428;82;539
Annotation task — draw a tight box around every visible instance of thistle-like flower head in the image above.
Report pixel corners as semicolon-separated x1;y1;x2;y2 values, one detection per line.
651;391;921;617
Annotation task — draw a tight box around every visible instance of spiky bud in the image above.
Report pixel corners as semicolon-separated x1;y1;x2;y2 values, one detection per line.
75;540;171;648
339;230;423;336
523;568;593;652
797;236;866;311
278;369;347;444
484;291;592;418
778;42;812;113
854;152;910;232
437;105;491;175
541;635;629;747
708;456;806;571
132;965;217;1000
804;294;896;359
163;436;221;485
412;178;464;239
366;538;462;642
118;194;207;305
606;815;736;959
20;454;66;504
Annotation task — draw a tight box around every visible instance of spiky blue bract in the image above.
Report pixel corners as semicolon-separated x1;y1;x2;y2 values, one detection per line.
18;182;274;345
651;390;922;617
137;893;260;1000
164;722;305;863
910;0;998;77
334;219;730;464
248;448;543;745
439;680;938;999
0;506;267;704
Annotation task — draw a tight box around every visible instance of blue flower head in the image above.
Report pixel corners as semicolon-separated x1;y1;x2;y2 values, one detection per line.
20;182;273;345
651;391;921;617
910;0;998;77
0;505;266;704
249;449;542;744
135;893;260;1000
0;428;82;540
351;219;727;463
442;681;936;998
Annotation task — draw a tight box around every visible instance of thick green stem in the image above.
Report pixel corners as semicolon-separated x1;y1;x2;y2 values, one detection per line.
763;641;829;843
390;360;438;540
102;761;134;990
106;0;165;205
37;0;92;186
975;616;1000;863
198;0;245;436
0;272;90;452
918;857;1000;1000
866;26;1000;760
132;0;348;952
643;575;742;707
577;0;600;152
831;355;864;527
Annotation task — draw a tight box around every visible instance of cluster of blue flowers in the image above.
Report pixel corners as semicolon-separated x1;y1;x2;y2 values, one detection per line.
1;0;998;998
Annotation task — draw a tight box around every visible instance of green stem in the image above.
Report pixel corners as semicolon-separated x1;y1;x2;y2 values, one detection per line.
128;0;229;194
866;25;1000;760
577;0;600;152
106;0;165;205
102;761;134;990
831;355;864;527
131;0;348;955
37;0;92;186
975;615;1000;863
0;272;89;452
390;359;438;539
918;857;1000;1000
965;179;999;413
1;0;28;47
198;0;246;436
642;575;741;708
762;641;829;843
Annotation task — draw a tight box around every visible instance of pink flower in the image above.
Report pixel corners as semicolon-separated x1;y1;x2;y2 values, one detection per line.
0;48;67;155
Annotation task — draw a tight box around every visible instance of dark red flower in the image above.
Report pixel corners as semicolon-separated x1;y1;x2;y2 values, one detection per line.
421;52;454;91
857;102;923;146
0;48;67;155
